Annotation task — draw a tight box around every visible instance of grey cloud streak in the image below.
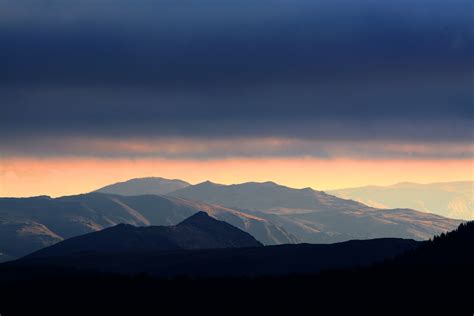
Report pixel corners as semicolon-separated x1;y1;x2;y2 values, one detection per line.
1;136;473;160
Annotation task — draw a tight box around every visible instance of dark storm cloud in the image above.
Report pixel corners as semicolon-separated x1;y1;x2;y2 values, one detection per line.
1;0;473;150
2;0;473;87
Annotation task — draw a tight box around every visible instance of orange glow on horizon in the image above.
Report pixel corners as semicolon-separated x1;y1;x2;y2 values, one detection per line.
1;157;472;198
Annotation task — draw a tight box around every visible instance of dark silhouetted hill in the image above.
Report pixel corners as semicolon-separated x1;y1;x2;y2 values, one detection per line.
11;237;416;278
393;220;474;265
25;212;262;258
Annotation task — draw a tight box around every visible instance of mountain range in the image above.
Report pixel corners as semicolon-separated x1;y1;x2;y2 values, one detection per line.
329;181;473;220
168;180;462;243
0;192;294;260
0;177;463;260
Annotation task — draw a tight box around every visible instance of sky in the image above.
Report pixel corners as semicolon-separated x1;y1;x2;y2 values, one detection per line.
1;0;473;197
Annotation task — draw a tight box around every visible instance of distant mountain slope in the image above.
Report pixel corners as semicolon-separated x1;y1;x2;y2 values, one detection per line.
94;177;190;196
329;181;474;220
0;216;63;258
168;180;366;211
168;181;462;243
9;238;417;278
242;207;460;243
0;193;294;257
26;212;262;258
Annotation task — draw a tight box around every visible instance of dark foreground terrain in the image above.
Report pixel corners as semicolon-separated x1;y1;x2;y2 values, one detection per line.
0;264;472;315
0;222;472;315
7;238;416;278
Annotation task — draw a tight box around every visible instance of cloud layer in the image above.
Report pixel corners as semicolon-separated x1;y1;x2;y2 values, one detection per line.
1;0;473;158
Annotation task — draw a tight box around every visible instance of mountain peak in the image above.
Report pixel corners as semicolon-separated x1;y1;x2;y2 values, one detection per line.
176;211;263;247
94;177;190;196
198;180;221;186
259;181;279;187
177;211;216;227
112;223;135;230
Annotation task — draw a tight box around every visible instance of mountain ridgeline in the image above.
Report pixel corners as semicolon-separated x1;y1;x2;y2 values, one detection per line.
168;180;367;210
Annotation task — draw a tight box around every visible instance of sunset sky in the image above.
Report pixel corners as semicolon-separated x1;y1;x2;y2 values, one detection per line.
1;0;473;197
